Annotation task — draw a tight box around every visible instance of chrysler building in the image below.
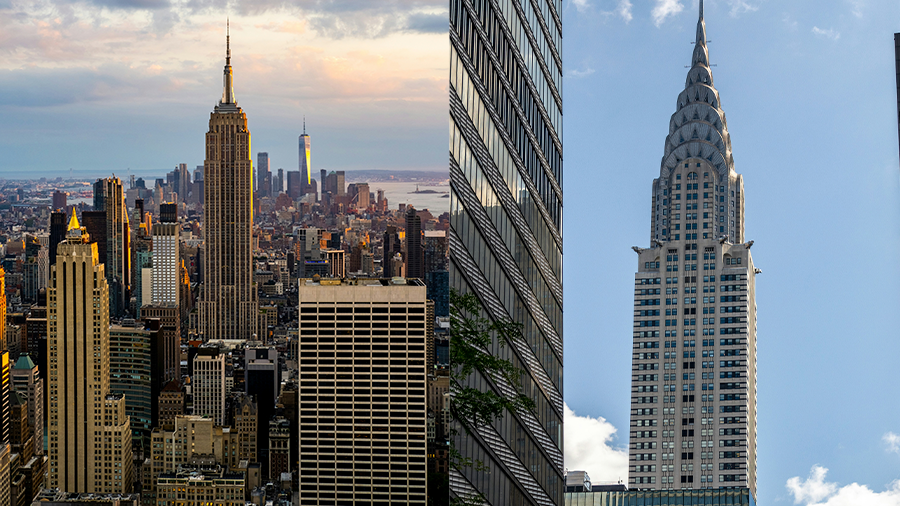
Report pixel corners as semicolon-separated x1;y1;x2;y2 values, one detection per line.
629;1;758;496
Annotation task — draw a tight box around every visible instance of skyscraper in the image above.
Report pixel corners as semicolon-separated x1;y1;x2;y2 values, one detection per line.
52;191;66;211
405;207;424;280
299;119;312;195
449;0;564;502
11;354;43;458
93;177;131;317
199;23;259;341
628;2;757;496
257;152;270;197
296;278;428;504
192;348;226;426
49;211;67;267
47;211;133;493
895;33;900;162
152;204;180;306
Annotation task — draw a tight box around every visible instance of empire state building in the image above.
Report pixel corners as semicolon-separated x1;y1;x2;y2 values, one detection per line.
629;1;758;496
199;23;258;341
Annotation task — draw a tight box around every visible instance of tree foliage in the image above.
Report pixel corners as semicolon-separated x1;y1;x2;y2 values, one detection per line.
449;289;535;505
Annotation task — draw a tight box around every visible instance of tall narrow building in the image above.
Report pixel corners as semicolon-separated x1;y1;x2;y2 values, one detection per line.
93;177;131;318
47;211;133;493
152;203;180;306
628;2;757;497
449;0;564;502
199;23;259;341
299;119;312;196
257;152;270;197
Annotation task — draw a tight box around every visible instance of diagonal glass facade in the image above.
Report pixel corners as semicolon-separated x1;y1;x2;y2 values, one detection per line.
449;0;563;504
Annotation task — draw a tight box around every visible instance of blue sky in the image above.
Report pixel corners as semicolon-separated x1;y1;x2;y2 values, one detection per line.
562;0;900;504
0;0;447;178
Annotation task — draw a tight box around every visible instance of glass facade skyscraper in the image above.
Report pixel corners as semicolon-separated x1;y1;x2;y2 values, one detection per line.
449;0;564;503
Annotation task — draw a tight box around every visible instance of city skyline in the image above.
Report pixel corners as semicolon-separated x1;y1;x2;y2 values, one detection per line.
0;3;447;176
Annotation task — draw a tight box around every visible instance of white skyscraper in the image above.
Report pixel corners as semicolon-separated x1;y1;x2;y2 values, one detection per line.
192;350;225;426
628;1;757;497
151;221;179;306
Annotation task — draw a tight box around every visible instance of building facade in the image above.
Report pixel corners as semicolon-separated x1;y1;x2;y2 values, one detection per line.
258;152;271;197
199;25;259;341
193;349;226;426
151;220;180;306
11;355;42;458
296;278;428;504
627;2;757;496
565;488;755;506
47;211;133;493
299;122;312;196
449;0;564;503
93;177;131;318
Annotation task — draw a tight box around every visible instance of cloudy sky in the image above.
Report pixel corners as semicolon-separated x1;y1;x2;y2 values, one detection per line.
563;0;900;505
0;0;447;178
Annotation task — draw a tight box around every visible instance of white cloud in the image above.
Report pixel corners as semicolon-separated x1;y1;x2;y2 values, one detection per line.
782;13;798;31
567;67;596;78
727;0;758;17
572;0;590;13
849;0;864;18
884;432;900;453
651;0;683;27
563;403;628;483
617;0;633;22
811;26;840;40
786;466;900;506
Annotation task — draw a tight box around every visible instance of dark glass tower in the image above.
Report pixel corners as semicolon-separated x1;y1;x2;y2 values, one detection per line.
449;0;564;503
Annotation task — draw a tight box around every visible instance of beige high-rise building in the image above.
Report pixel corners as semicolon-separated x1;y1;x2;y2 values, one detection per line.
47;211;133;493
199;23;258;341
628;1;757;497
297;278;428;504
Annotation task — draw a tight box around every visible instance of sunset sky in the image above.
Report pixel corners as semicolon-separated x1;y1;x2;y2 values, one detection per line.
0;0;448;178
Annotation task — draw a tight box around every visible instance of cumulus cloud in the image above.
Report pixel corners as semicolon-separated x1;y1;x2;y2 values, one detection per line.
812;26;840;40
563;404;628;483
651;0;683;27
884;432;900;454
617;0;633;22
786;465;900;506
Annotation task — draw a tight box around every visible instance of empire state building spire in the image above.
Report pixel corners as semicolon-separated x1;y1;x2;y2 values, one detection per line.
221;19;236;106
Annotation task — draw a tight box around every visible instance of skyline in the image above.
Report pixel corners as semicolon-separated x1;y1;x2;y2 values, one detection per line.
0;2;447;176
563;1;900;505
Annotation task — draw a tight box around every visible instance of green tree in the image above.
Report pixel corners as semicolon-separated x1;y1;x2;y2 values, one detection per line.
449;289;535;505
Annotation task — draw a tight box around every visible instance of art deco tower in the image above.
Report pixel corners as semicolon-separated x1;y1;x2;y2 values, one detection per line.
449;0;564;502
629;2;757;496
199;23;259;341
47;211;133;493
